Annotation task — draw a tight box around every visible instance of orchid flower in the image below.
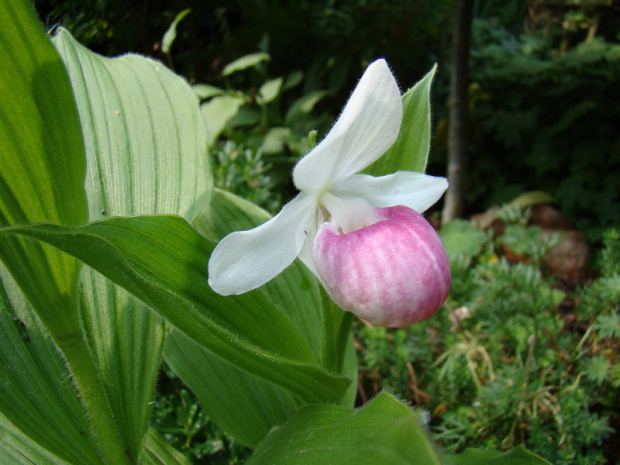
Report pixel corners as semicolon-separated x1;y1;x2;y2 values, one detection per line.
208;59;450;327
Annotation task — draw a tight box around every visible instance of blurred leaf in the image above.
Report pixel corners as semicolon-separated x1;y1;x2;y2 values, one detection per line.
282;70;304;92
1;216;352;405
261;127;292;154
365;65;436;176
232;106;262;127
143;427;192;465
53;27;212;462
201;95;245;146
445;446;552;464
439;219;489;259
223;52;270;76
257;77;283;104
285;90;330;127
246;392;441;465
192;83;226;100
162;8;191;55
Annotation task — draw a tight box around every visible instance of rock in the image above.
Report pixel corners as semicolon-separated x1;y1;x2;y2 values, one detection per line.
544;229;589;282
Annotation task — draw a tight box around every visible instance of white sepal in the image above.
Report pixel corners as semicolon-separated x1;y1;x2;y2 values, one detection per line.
293;59;402;192
333;171;448;213
208;193;317;295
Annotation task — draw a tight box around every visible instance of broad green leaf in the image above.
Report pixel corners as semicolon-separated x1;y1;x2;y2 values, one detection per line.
0;0;86;340
365;65;437;176
201;95;246;146
257;77;283;104
193;188;324;361
445;447;552;465
164;328;300;448
53;28;212;462
143;427;192;465
0;3;126;462
0;265;101;464
0;412;72;465
222;52;270;76
247;392;442;465
1;216;351;404
162;8;191;55
165;189;353;448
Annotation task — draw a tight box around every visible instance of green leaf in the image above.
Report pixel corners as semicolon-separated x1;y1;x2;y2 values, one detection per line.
445;446;552;465
143;427;192;465
196;189;325;357
222;52;270;76
201;95;246;146
257;77;283;104
285;90;330;127
0;266;101;464
1;216;351;405
0;412;72;465
0;4;130;463
192;83;226;100
439;219;489;259
53;28;212;462
247;392;442;465
164;329;300;448
162;9;191;55
0;0;86;339
165;189;355;448
365;64;437;176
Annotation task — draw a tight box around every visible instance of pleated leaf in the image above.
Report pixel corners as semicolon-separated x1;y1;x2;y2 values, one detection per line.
0;216;352;405
0;0;86;342
163;188;358;447
0;413;71;465
445;447;552;465
52;28;212;462
246;392;442;465
0;265;101;464
143;428;192;465
193;189;325;361
364;65;436;176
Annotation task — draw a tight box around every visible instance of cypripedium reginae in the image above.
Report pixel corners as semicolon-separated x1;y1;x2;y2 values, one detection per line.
208;59;450;328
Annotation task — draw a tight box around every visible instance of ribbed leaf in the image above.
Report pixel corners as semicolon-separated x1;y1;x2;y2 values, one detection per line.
445;447;552;465
164;329;300;448
0;0;86;341
143;428;192;465
365;65;436;176
193;189;324;360
247;392;442;465
52;28;212;461
0;265;101;464
0;412;72;465
1;216;351;404
163;189;357;448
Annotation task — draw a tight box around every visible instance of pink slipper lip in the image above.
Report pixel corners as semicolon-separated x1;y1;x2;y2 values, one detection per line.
313;205;451;328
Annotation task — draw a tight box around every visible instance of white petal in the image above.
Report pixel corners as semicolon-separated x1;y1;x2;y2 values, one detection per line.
293;59;402;192
208;194;317;295
333;171;448;213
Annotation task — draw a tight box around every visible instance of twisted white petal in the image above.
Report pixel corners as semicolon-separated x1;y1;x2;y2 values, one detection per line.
208;194;317;295
333;171;448;213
